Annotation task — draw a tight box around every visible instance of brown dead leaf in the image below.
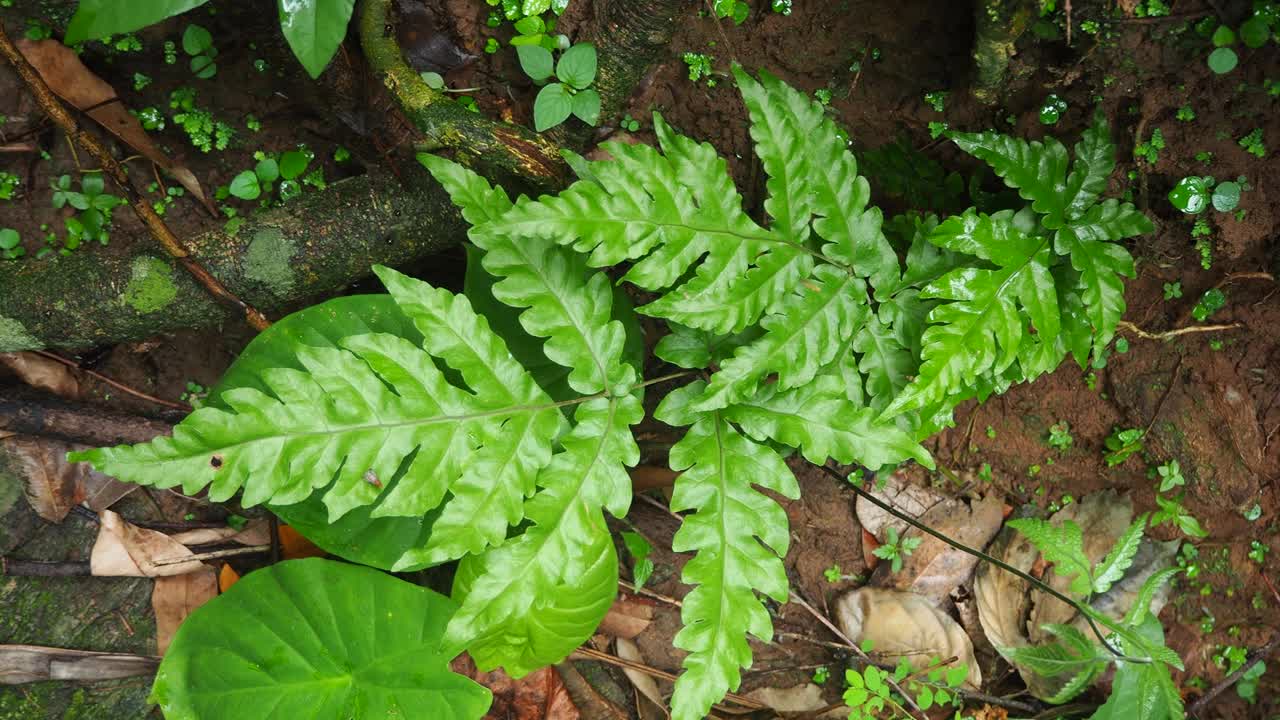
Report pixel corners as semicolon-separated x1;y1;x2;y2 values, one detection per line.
616;638;668;719
16;39;215;213
218;563;241;592
875;494;1004;605
855;471;949;541
0;435;134;522
861;528;880;570
834;587;981;687
0;352;78;397
91;510;205;577
745;684;845;717
170;517;271;547
598;596;654;639
451;655;580;720
152;567;218;654
279;524;326;559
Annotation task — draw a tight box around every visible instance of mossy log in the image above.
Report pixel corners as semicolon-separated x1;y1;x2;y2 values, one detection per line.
971;0;1035;104
0;168;464;352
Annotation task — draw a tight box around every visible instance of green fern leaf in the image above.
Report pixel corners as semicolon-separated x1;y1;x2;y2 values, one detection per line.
732;67;815;244
1123;566;1181;626
695;266;868;410
1003;642;1100;677
655;383;800;720
1091;513;1148;594
1053;206;1140;355
883;211;1057;417
1006;518;1093;596
71;268;563;531
725;374;933;469
852;310;915;411
950;131;1071;229
441;394;642;666
1063;112;1116;218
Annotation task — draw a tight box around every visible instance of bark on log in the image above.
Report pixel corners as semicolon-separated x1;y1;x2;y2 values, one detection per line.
0;387;174;445
0;168;464;352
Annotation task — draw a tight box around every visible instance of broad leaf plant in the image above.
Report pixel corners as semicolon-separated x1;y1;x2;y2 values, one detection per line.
73;69;1153;719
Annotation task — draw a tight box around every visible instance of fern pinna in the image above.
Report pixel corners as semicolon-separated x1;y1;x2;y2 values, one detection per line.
72;68;1151;718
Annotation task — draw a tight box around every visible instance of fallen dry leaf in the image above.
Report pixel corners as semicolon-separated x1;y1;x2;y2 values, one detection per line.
834;587;981;687
278;524;326;559
451;655;580;720
616;638;668;719
875;494;1004;606
218;563;241;592
170;517;271;547
152;568;218;654
0;645;158;684
855;471;949;541
0;352;78;397
861;528;880;570
16;39;215;212
91;510;205;577
745;683;845;717
1;435;134;522
598;596;654;639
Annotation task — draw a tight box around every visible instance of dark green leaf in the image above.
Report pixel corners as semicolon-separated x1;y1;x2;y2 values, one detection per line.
533;83;572;131
181;24;212;55
516;45;554;82
555;43;597;89
277;0;357;79
571;88;601;125
279;150;311;180
229;171;260;200
1208;47;1238;74
66;0;210;44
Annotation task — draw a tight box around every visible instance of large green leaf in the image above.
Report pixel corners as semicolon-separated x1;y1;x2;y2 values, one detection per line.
71;269;564;564
277;0;356;79
950;131;1071;229
1053;201;1142;355
65;0;210;44
1089;617;1184;720
884;210;1057;418
151;559;490;720
655;383;800;720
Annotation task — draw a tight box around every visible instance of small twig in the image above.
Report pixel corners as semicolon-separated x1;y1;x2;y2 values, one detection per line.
819;465;1131;659
1117;319;1243;342
150;544;271;566
1186;631;1280;718
571;645;766;711
0;23;271;333
32;351;192;412
619;579;682;607
788;590;927;718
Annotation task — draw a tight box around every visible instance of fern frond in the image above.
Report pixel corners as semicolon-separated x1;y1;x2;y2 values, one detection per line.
695;266;868;410
883;211;1057;417
852;311;915;411
72;268;563;531
1063;112;1116;218
442;394;643;667
1006;518;1093;596
655;383;799;720
950;131;1071;229
726;374;933;469
1092;513;1148;594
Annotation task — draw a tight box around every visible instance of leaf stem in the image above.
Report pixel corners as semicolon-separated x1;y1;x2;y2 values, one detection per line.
819;465;1144;661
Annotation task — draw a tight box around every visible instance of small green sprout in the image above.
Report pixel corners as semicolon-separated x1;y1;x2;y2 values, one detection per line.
812;666;829;684
682;52;716;86
1192;288;1226;321
622;531;654;587
923;90;947;113
823;564;842;583
133;72;152;91
1153;493;1208;538
0;172;18;200
0;228;22;260
1176;105;1196;121
872;527;921;573
182;24;218;79
1134;127;1164;164
1103;427;1144;466
986;425;996;439
620;114;640;132
1248;540;1269;564
1047;421;1073;451
928;121;949;139
484;37;500;54
1155;459;1185;492
1238;128;1266;158
1038;94;1067;125
814;88;832;105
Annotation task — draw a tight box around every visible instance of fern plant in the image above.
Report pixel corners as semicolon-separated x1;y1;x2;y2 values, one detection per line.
71;68;1152;719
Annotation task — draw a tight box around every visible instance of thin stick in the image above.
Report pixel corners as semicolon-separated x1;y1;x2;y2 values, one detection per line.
1117;320;1242;341
1186;632;1280;718
150;544;271;566
619;579;682;607
788;590;927;718
0;23;271;333
819;465;1132;659
572;645;765;711
32;351;191;412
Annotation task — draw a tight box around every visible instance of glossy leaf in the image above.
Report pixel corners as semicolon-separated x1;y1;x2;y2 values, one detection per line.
66;0;210;44
533;83;573;131
277;0;357;79
151;559;490;719
951;131;1071;229
555;43;597;89
655;383;800;720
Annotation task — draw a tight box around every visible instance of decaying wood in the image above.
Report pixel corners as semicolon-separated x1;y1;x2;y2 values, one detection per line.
0;388;174;446
0;645;159;685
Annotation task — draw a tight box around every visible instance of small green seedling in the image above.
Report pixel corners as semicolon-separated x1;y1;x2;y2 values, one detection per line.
1155;459;1185;492
1134;127;1164;164
0;171;18;200
1047;421;1073;451
133;72;152;91
1176;105;1196;122
519;42;599;131
1103;427;1144;466
1152;493;1207;538
1238;128;1266;158
1039;94;1067;125
923;90;946;113
621;531;654;587
620;114;640;132
1248;540;1269;564
50;173;125;246
230;157;280;201
823;564;841;583
0;228;22;260
182;24;217;79
872;527;921;573
1192;288;1226;321
812;666;829;684
711;0;749;24
509;14;566;52
682;52;716;86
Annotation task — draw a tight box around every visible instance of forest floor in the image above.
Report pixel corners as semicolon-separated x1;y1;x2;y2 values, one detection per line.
0;0;1277;718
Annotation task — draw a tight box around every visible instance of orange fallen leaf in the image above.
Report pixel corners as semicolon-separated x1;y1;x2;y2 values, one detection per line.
91;510;205;577
279;524;326;559
153;568;218;655
16;39;215;213
218;563;241;592
861;527;881;570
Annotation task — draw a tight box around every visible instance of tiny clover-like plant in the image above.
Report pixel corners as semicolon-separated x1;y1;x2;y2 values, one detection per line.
1192;287;1226;321
1104;427;1144;466
67;0;357;79
1169;175;1243;214
1204;5;1277;75
72;69;1152;719
521;42;600;131
843;658;968;719
0;228;22;260
50;173;125;246
872;526;921;573
1003;515;1187;718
